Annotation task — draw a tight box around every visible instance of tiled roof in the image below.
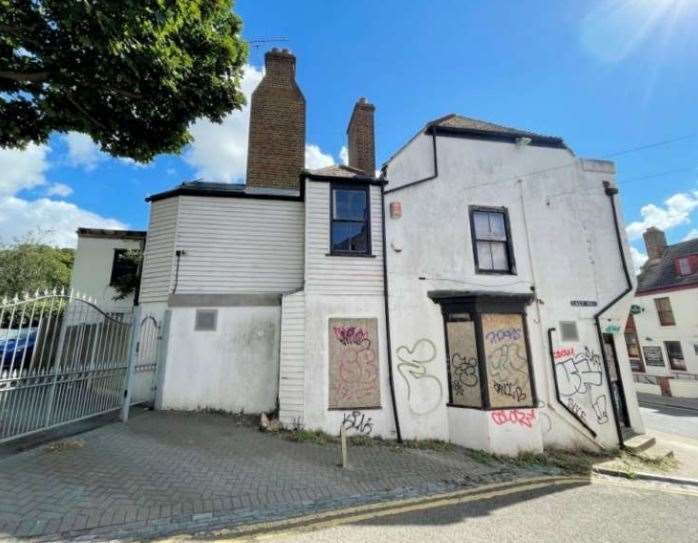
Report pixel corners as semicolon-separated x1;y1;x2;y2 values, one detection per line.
637;237;698;293
303;164;377;181
430;114;561;141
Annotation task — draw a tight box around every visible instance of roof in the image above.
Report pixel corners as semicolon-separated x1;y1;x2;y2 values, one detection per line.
77;228;146;240
383;113;569;167
637;237;698;294
302;164;380;183
146;180;302;203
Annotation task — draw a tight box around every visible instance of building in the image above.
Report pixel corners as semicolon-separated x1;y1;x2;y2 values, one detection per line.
626;227;698;398
71;49;643;454
69;228;146;317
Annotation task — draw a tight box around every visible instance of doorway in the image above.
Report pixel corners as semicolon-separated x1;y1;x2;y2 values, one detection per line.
602;333;630;428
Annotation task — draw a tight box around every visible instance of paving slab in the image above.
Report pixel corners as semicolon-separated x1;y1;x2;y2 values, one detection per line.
0;410;535;542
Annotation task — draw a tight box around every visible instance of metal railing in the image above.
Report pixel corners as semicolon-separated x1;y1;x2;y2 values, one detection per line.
0;290;134;443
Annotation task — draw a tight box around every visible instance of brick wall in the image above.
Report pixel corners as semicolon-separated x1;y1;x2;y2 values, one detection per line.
347;98;375;176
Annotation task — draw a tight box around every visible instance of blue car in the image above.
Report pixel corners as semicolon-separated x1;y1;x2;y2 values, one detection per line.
0;329;38;370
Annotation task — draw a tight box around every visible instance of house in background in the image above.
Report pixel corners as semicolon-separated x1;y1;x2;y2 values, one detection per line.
70;48;643;455
69;228;146;317
627;227;698;398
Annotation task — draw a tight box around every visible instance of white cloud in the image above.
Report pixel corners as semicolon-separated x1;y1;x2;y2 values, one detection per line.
305;144;334;170
64;132;104;171
0;143;50;195
630;246;648;274
625;189;698;240
683;229;698;242
184;63;336;182
0;195;127;247
339;145;349;165
45;183;73;197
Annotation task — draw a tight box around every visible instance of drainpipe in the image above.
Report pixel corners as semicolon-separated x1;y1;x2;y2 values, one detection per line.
594;181;633;449
380;179;403;443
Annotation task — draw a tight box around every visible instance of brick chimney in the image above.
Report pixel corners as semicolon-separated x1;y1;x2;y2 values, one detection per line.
643;227;668;261
347;97;375;176
246;48;305;190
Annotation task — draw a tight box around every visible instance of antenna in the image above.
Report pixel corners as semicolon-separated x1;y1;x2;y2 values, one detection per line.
248;37;290;49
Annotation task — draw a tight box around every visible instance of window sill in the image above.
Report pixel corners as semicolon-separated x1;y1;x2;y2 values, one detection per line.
327;406;382;411
474;269;517;276
446;403;536;411
325;252;376;258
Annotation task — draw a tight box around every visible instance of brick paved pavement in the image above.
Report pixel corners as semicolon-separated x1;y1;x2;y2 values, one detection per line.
0;409;548;541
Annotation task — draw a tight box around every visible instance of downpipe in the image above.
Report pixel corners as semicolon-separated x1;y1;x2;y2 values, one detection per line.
594;181;633;449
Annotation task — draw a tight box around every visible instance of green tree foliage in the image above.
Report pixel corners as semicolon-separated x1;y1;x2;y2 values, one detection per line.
1;1;248;162
0;232;74;299
110;248;143;301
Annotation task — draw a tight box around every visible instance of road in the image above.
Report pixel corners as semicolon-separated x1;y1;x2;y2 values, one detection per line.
265;479;698;543
639;404;698;440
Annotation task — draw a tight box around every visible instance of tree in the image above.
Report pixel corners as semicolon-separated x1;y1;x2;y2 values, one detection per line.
110;248;142;301
1;1;248;162
0;232;74;299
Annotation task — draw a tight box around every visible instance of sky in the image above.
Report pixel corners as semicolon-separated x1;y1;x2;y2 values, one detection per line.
2;0;697;272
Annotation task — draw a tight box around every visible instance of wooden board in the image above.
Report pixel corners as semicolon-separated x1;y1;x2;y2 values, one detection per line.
446;320;482;407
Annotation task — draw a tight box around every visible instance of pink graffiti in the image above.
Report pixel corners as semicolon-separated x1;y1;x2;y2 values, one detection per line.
553;347;575;360
333;326;369;346
491;408;536;428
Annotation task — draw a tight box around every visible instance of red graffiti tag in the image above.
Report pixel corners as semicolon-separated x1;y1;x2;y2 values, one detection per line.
553;347;575;360
490;408;536;428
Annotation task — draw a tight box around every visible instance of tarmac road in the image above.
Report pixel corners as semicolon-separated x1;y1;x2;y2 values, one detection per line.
264;478;698;543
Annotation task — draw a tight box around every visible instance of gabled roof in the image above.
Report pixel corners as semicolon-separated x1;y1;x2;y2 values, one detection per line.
302;164;383;184
146;180;302;202
383;113;569;167
637;237;698;294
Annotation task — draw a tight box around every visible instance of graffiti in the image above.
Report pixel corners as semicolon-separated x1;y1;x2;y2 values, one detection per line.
329;319;381;409
592;395;609;424
567;397;588;423
485;327;523;345
397;339;443;416
553;347;575;360
555;347;603;397
342;410;374;435
491;408;536;428
537;401;552;433
493;381;527;403
450;353;479;396
489;343;529;388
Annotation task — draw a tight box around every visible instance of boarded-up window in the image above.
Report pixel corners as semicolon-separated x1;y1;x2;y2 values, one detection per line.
328;318;380;409
446;317;482;408
482;313;533;408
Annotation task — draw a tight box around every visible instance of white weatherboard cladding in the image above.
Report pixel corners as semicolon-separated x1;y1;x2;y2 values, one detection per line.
384;133;643;452
173;196;304;294
140;198;179;303
279;291;305;426
304;181;384;296
161;305;280;413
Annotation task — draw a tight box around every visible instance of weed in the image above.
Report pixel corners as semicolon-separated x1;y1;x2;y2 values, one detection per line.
44;439;85;453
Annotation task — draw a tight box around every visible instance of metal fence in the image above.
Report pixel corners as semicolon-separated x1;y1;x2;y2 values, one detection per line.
0;291;135;443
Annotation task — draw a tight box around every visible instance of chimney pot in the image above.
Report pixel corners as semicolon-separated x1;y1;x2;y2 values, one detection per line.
643;227;668;261
246;49;306;190
346;97;376;177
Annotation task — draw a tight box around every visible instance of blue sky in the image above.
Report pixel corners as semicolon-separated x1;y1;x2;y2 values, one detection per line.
1;0;697;270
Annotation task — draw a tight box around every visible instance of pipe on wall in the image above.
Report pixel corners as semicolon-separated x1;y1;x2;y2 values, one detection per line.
593;181;633;449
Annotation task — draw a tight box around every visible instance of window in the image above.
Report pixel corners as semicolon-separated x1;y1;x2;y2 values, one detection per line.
109;249;140;287
665;341;686;371
194;309;217;331
470;207;515;273
677;257;692;276
654;297;675;326
559;321;579;342
436;293;535;410
330;184;370;255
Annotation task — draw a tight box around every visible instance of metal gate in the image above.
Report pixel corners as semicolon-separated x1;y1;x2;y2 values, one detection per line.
129;315;160;405
0;291;134;443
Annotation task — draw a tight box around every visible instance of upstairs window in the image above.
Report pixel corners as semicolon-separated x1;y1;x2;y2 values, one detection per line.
470;207;515;274
677;257;692;276
109;249;140;287
654;297;676;326
330;185;370;256
665;341;686;371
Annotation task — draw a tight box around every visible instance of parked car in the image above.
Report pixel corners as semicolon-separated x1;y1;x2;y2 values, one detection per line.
0;329;38;370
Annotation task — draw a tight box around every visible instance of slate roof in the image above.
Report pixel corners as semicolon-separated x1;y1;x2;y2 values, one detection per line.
637;237;698;293
303;164;377;181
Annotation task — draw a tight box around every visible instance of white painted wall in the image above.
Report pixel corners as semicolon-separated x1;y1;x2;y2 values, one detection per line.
383;132;643;452
278;291;305;426
160;304;280;414
631;288;698;376
70;234;143;314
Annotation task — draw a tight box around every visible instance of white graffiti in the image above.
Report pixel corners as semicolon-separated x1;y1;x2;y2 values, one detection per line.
555;347;603;398
396;339;444;416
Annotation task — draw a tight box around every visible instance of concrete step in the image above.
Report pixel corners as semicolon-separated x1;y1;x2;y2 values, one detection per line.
623;433;657;454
